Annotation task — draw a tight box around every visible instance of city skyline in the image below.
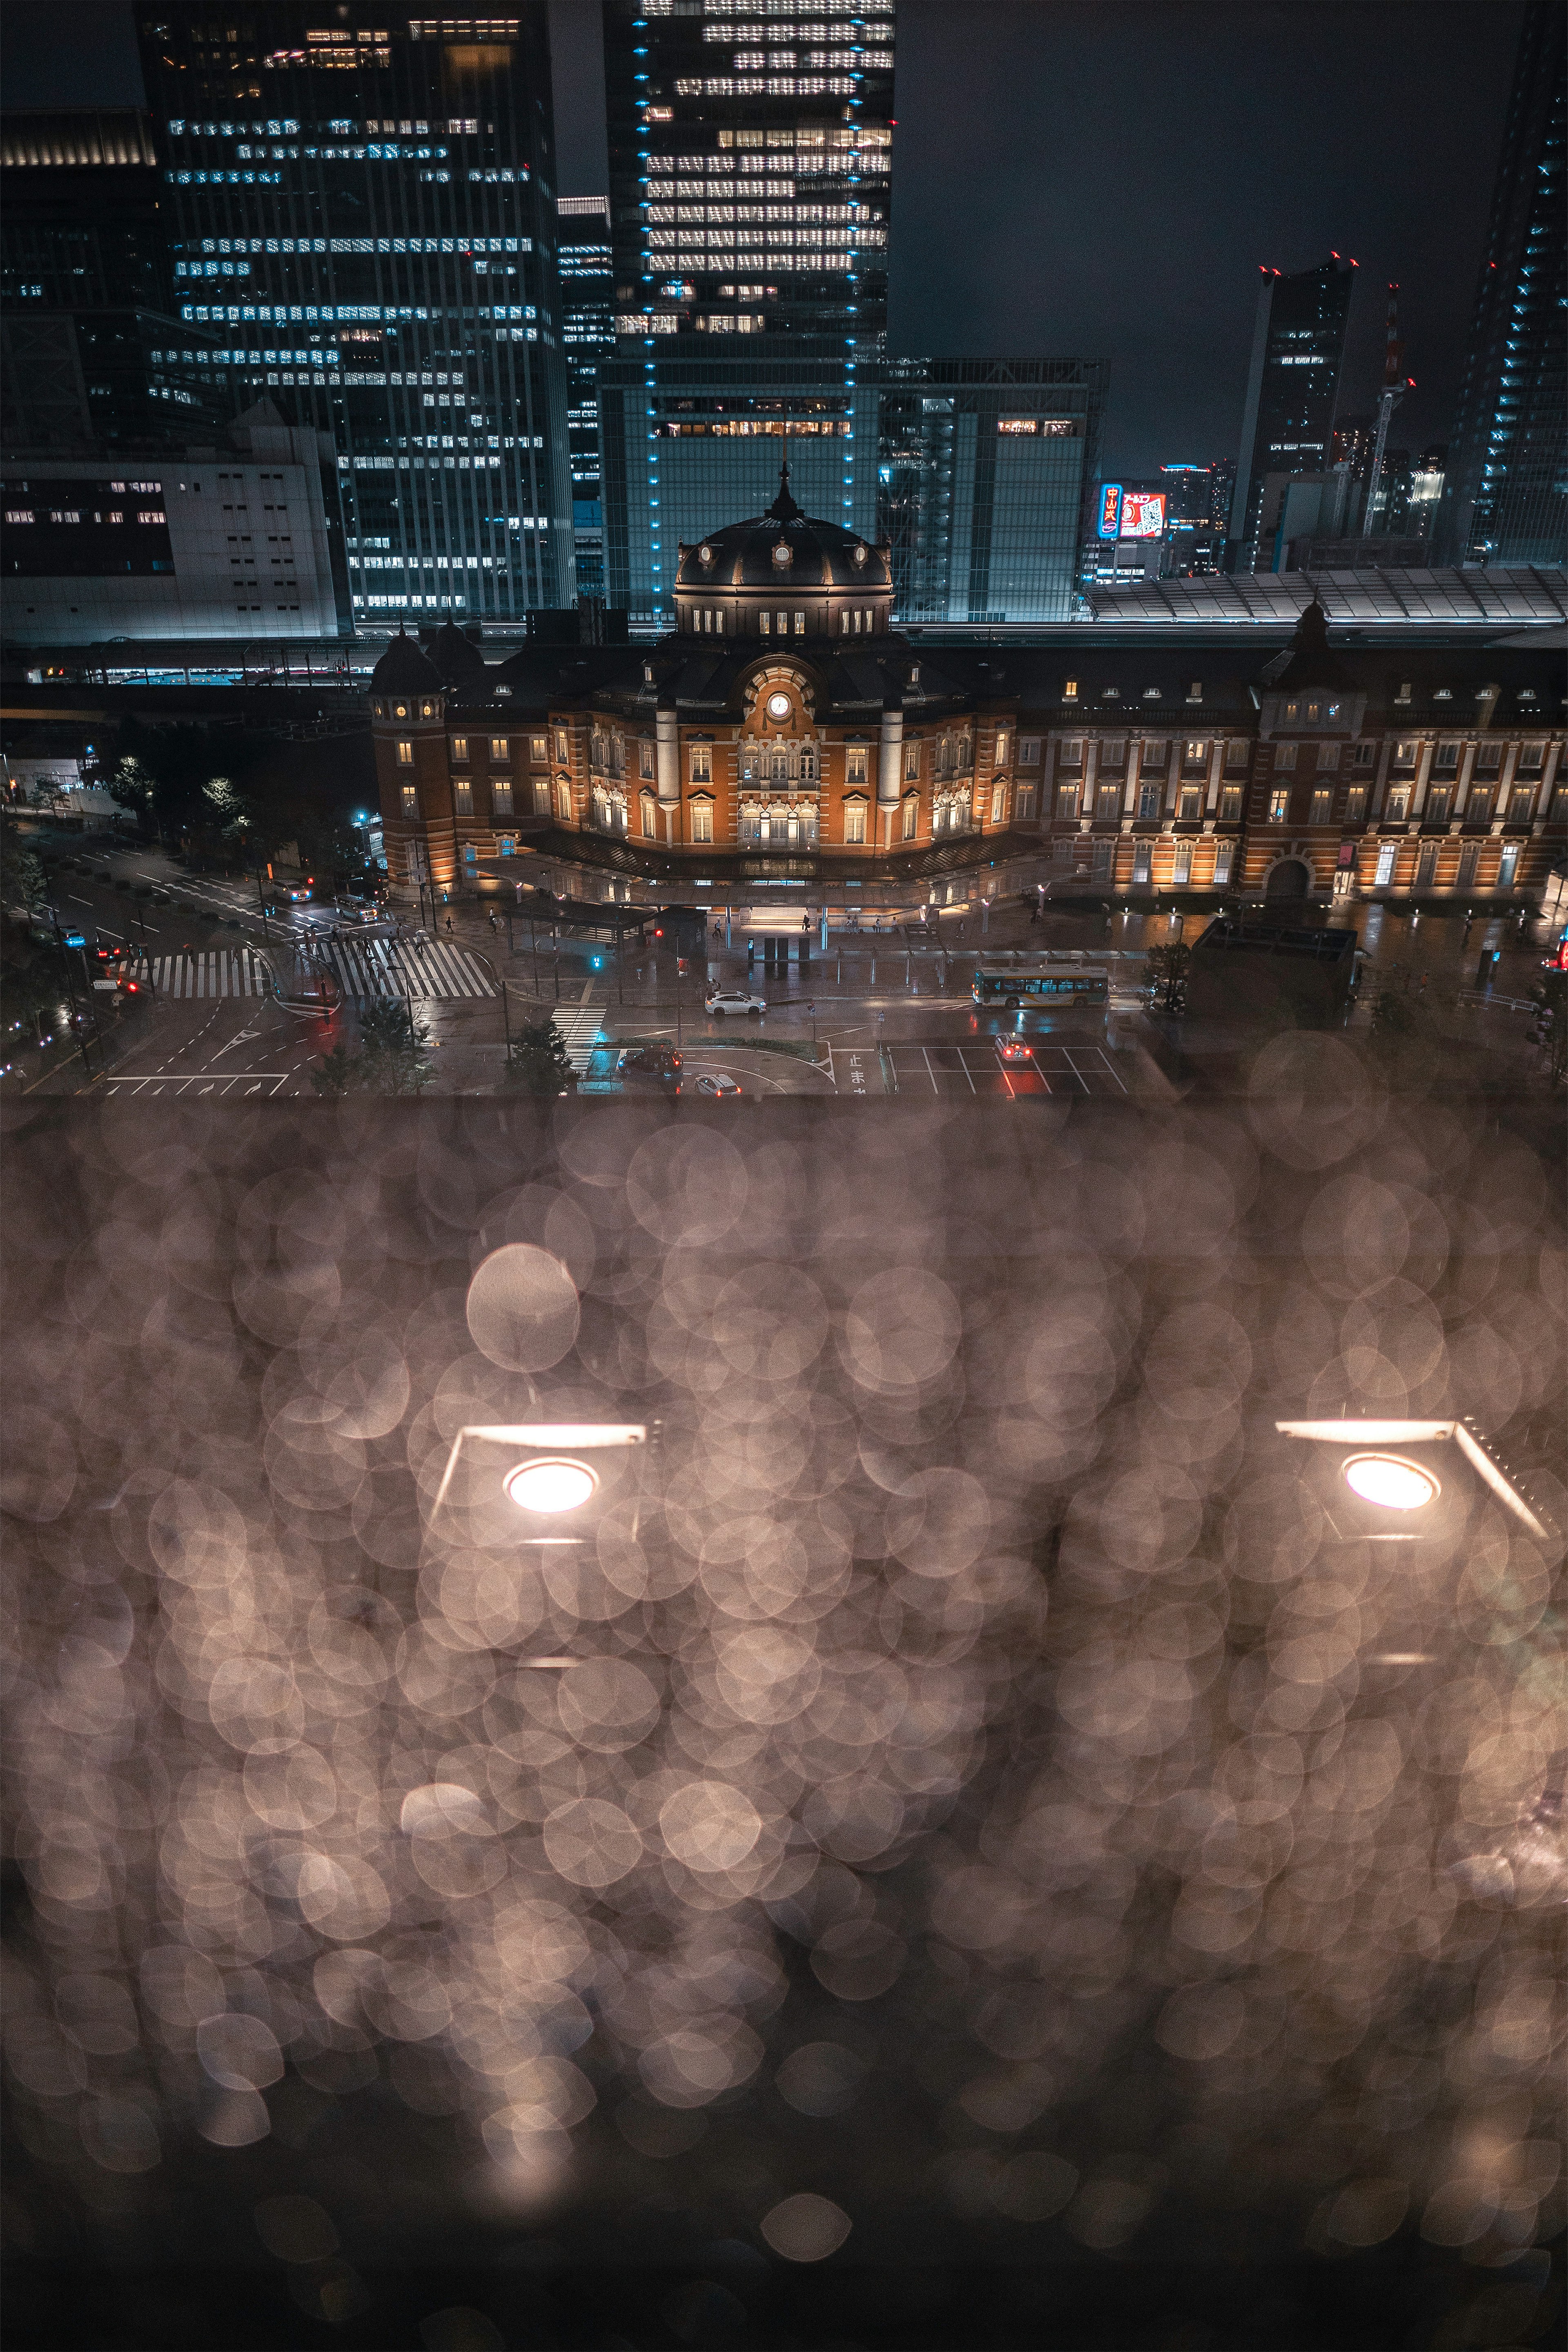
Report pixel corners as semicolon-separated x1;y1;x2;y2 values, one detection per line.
2;0;1527;479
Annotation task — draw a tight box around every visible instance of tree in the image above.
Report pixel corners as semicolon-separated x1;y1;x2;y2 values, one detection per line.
108;753;158;835
1145;941;1192;1013
0;815;49;915
1531;967;1567;1087
311;1000;432;1096
505;1015;577;1096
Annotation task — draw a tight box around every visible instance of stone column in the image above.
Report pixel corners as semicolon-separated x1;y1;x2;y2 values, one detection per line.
1370;735;1394;820
1495;739;1521;828
1454;741;1477;816
656;695;679;843
1410;738;1436;818
1081;737;1099;826
878;695;903;853
1205;739;1225;818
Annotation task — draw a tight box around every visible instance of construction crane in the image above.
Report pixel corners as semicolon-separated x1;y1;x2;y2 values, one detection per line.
1360;283;1416;540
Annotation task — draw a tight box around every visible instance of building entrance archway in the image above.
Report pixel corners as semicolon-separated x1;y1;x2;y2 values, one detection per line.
1265;858;1311;900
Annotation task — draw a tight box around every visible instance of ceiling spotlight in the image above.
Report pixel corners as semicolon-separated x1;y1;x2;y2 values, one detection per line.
1275;1418;1553;1540
1342;1454;1438;1512
503;1458;598;1515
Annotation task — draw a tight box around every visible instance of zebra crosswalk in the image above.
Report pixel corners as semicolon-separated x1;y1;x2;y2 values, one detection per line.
550;1000;608;1073
131;951;272;999
318;937;497;1002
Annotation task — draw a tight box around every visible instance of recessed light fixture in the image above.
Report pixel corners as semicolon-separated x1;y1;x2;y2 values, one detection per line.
504;1458;597;1514
432;1422;648;1516
1342;1453;1438;1512
1275;1417;1552;1539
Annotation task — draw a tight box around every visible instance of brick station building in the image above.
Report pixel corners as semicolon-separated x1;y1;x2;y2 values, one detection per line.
370;472;1565;907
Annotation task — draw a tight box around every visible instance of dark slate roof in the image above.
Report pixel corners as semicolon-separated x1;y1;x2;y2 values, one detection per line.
421;619;488;687
1256;598;1362;693
674;463;891;592
439;627;1565;726
370;629;440;693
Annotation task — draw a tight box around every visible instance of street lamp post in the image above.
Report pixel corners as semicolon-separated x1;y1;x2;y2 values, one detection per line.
252;855;272;945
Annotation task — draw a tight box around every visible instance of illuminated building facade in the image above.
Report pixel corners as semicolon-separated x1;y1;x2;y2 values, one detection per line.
598;0;893;622
557;194;614;598
1434;2;1566;568
372;480;1564;906
1;402;347;643
877;359;1104;624
133;5;575;624
1229;256;1356;572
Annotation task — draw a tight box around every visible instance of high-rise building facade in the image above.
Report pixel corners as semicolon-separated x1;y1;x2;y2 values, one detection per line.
878;359;1103;623
134;6;575;628
599;0;894;620
1434;2;1566;568
1;111;171;312
557;195;614;598
2;402;347;643
1;107;239;454
596;2;1096;626
1228;256;1356;572
604;0;893;353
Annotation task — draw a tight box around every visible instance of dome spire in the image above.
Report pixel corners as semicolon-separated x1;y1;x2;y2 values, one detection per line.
767;459;802;524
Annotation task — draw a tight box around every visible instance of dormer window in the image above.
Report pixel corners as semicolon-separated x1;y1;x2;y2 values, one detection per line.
1434;688;1452;701
1063;679;1078;699
1142;687;1161;700
1187;682;1202;702
1395;682;1412;703
642;663;654;686
1101;686;1120;700
852;543;867;568
421;700;435;718
698;543;714;567
773;541;792;568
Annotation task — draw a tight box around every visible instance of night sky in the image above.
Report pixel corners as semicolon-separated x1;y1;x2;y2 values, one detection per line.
3;0;1523;476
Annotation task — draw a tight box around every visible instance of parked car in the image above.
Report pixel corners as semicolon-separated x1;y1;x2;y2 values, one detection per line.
617;1044;682;1081
704;987;766;1017
693;1071;743;1098
995;1037;1035;1065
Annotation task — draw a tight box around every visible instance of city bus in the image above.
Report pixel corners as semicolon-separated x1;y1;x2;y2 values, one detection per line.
972;962;1111;1009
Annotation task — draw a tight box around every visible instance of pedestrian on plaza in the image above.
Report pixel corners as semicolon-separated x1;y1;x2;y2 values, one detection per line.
488;911;499;934
1029;898;1039;924
445;915;454;935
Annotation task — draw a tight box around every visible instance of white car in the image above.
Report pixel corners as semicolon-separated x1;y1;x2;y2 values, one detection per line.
704;987;766;1017
694;1071;743;1098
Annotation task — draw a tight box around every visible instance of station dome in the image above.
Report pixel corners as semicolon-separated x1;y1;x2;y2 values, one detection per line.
673;465;893;640
370;627;441;695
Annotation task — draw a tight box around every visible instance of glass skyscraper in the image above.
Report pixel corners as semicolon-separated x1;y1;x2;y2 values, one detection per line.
878;359;1104;624
557;194;614;599
599;0;893;620
1227;256;1356;572
1434;2;1566;569
1;107;240;453
134;6;575;626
